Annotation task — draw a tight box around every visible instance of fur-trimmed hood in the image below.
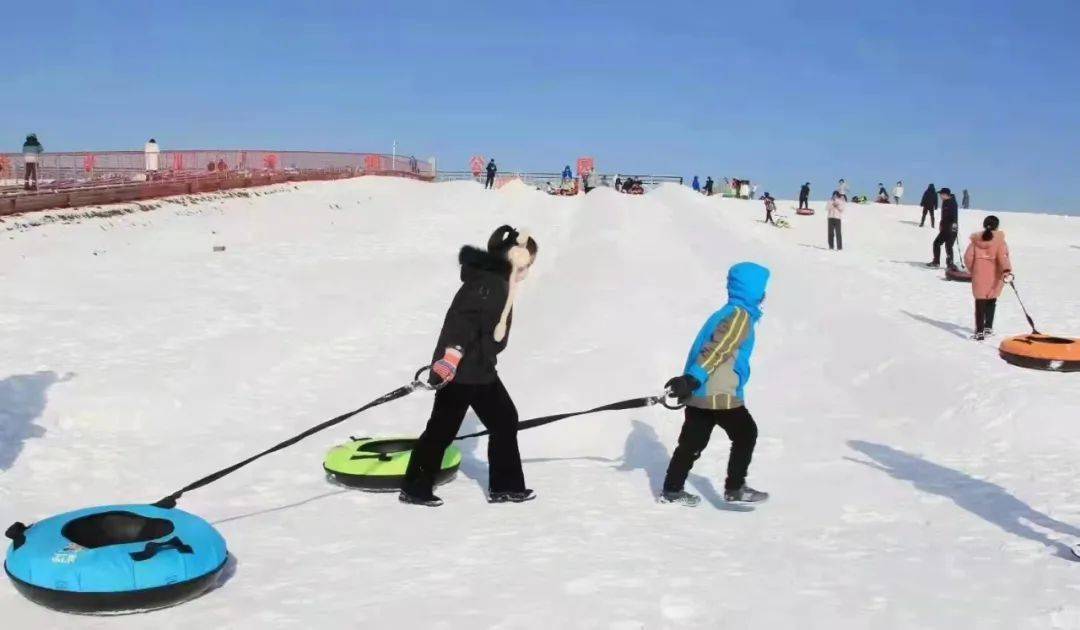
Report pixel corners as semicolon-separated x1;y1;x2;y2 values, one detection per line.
458;245;511;282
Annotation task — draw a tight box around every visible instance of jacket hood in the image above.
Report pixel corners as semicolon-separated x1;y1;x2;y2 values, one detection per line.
969;230;1005;248
459;245;511;281
727;262;771;320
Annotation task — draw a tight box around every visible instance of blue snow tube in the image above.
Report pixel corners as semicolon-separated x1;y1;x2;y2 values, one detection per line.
4;504;227;614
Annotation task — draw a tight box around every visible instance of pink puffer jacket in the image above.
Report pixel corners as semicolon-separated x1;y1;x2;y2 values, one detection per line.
963;230;1012;299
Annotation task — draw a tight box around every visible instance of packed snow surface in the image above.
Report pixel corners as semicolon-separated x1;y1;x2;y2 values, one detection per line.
2;178;1080;629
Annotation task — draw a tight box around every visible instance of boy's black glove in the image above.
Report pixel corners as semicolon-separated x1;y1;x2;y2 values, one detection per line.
665;375;702;402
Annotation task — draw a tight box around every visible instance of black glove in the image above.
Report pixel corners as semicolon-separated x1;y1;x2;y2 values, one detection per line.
665;375;702;402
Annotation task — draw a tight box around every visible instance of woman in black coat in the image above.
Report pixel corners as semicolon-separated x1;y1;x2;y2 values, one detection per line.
401;225;539;506
920;184;938;227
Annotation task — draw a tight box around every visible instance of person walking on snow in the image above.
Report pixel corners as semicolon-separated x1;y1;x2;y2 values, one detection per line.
798;182;810;209
964;215;1012;340
692;175;700;192
400;225;539;507
919;183;938;227
962;189;971;210
763;193;777;225
826;191;845;250
144;138;160;179
659;262;772;507
837;178;849;200
928;187;960;270
893;180;904;206
21;133;43;191
484;159;497;189
704;176;714;196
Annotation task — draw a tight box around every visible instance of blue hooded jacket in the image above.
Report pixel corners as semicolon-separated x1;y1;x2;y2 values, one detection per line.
683;262;770;402
692;176;700;191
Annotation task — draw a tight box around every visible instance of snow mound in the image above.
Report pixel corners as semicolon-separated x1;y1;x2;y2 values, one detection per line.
1;177;1079;628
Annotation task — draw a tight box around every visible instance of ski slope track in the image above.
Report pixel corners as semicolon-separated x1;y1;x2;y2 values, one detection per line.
2;178;1079;629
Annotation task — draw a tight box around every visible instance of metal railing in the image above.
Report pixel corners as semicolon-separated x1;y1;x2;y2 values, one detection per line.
0;150;433;191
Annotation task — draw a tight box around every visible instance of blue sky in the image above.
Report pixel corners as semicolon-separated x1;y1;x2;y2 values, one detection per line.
5;1;1078;213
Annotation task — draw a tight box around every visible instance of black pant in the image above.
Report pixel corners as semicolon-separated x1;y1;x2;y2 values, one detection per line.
828;217;842;250
932;229;957;266
975;298;997;333
24;162;37;188
920;207;936;228
663;406;758;492
799;197;809;209
484;173;495;189
765;208;774;224
403;378;525;496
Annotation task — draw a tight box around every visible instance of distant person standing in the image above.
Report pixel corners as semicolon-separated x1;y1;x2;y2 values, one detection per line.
893;180;904;205
692;175;700;192
614;175;623;191
21;133;43;191
826;191;845;250
144;138;160;180
739;180;750;199
798;182;810;209
876;183;889;202
704;177;714;196
485;159;497;189
837;179;849;200
962;189;970;209
928;187;960;270
751;183;759;199
561;165;573;182
919;183;938;228
763;193;777;225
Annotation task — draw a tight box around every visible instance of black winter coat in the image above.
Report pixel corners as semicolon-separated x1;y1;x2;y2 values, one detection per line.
486;162;497;176
939;197;958;232
799;184;810;200
920;186;938;210
432;246;513;384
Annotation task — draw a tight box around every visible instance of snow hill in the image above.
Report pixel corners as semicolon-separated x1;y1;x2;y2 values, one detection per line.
2;178;1079;629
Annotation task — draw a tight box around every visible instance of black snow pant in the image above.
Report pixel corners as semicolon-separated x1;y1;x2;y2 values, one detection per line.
828;217;843;250
663;405;758;493
798;197;809;209
765;208;775;225
484;173;495;189
920;207;936;228
24;162;37;189
975;298;998;333
402;378;525;497
932;229;957;267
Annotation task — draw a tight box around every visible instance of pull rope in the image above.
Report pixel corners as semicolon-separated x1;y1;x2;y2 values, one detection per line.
153;367;438;508
454;392;680;441
1007;280;1040;335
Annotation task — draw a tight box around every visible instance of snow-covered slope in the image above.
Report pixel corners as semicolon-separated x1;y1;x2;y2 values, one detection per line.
2;178;1079;628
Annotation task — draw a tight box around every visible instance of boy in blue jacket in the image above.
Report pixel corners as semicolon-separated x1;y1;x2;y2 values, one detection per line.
659;262;771;506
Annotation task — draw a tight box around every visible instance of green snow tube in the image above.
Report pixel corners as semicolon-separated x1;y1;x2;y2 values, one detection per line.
323;437;461;491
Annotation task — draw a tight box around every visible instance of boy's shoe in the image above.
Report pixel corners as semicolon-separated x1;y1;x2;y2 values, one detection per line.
925;261;940;268
488;489;536;504
971;331;986;341
657;490;701;507
983;328;994;337
946;263;960;272
398;490;443;507
724;485;769;503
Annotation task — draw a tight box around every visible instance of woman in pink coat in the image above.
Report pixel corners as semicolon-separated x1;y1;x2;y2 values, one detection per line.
963;215;1013;340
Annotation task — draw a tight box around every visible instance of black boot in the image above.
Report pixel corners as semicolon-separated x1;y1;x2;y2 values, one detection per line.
398;490;443;507
488;489;536;504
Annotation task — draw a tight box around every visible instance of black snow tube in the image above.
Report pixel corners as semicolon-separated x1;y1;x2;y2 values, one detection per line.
945;268;972;282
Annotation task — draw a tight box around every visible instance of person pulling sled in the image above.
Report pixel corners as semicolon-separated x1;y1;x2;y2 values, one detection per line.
658;262;772;507
400;225;539;507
